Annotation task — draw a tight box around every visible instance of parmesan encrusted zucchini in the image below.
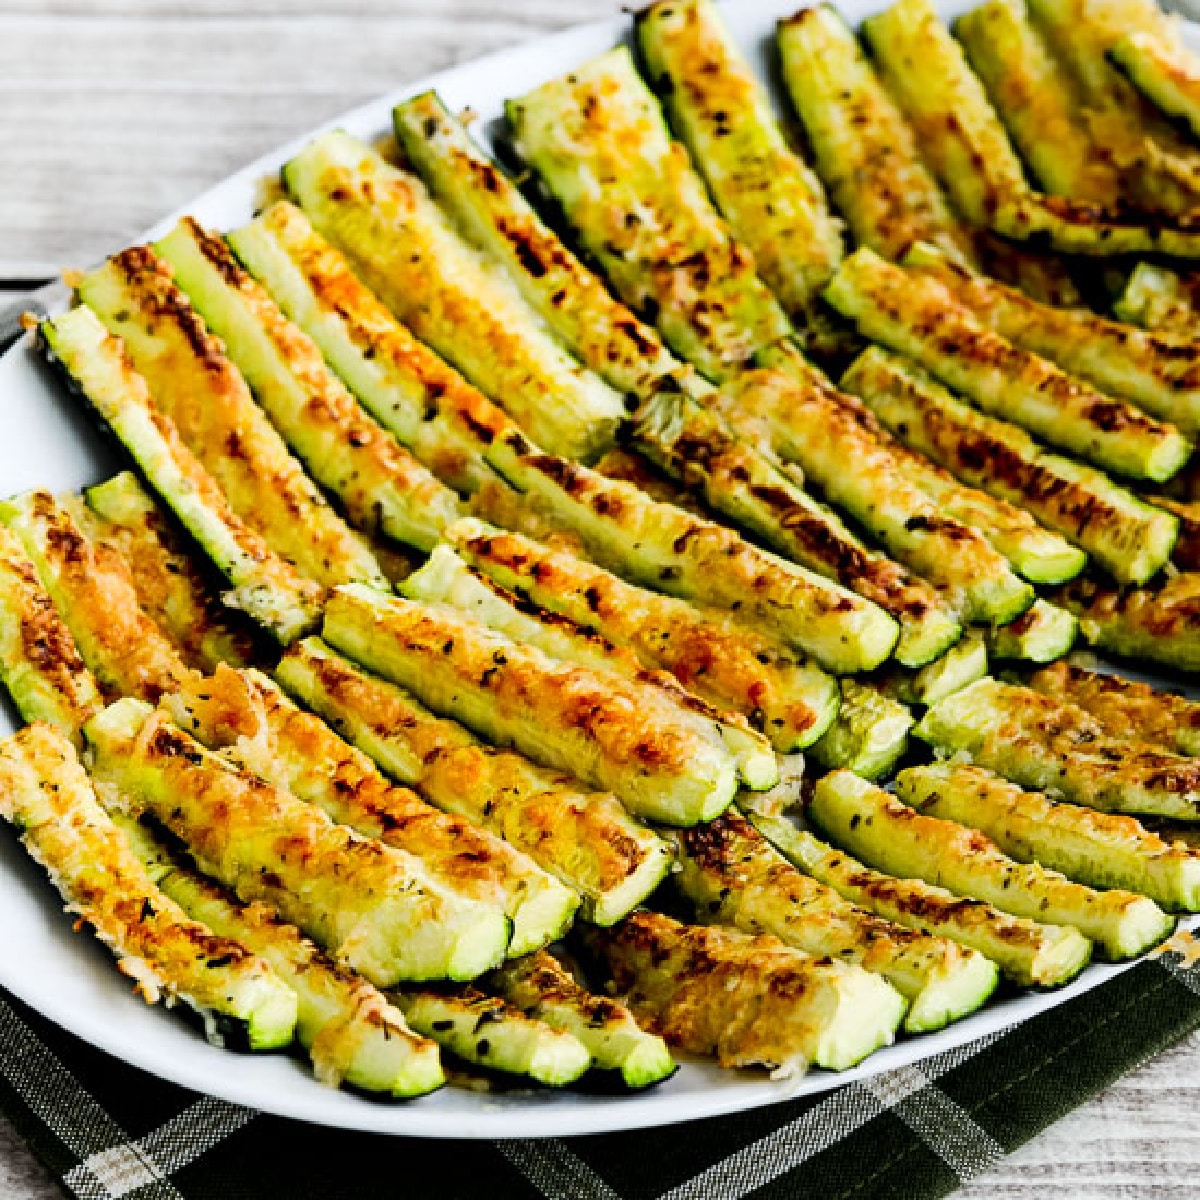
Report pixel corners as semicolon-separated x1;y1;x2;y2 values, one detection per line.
875;632;989;709
581;911;905;1071
810;679;915;781
1051;571;1200;674
391;91;688;404
826;249;1192;484
917;677;1200;820
282;131;624;463
906;242;1200;437
445;519;839;751
506;47;792;382
897;763;1200;912
635;0;843;325
630;387;959;664
38;308;322;644
402;545;777;790
156;216;461;553
748;808;1091;987
77;246;385;590
1115;263;1200;337
79;472;257;673
776;4;975;261
163;665;576;957
119;816;443;1094
1150;496;1200;573
813;770;1172;960
1029;661;1200;757
842;347;1180;585
0;723;297;1050
674;811;998;1032
984;599;1078;663
488;951;676;1088
85;699;512;985
1109;30;1200;141
1;490;192;704
323;584;738;826
0;525;102;741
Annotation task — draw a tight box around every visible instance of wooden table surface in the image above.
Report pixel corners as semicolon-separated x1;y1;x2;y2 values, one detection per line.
2;2;1199;1195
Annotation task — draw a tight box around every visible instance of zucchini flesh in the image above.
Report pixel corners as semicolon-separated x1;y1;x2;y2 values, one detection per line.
906;242;1200;438
282;131;624;463
580;911;905;1072
156;217;461;553
275;637;671;927
917;677;1200;820
635;0;843;326
775;4;976;262
1;490;192;705
813;769;1172;960
842;347;1180;585
675;811;998;1033
826;249;1191;484
631;387;955;664
810;679;914;781
1029;660;1200;757
79;472;257;673
0;524;102;742
120;816;443;1095
392;91;688;405
38;308;322;644
1051;571;1200;674
322;584;738;826
874;631;989;709
748;807;1091;987
1116;263;1200;337
487;950;676;1088
84;699;512;985
984;599;1078;663
0;723;297;1050
401;545;777;791
163;664;576;958
506;47;792;382
897;763;1200;912
1110;31;1200;138
446;518;839;752
77;247;384;590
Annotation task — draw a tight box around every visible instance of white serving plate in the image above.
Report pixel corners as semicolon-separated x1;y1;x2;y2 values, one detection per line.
0;0;1194;1140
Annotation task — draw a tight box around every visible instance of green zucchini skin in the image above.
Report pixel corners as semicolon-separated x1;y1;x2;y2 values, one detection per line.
163;664;576;959
674;811;998;1033
841;347;1180;586
487;950;676;1089
506;46;792;382
76;246;384;591
748;807;1091;987
635;0;843;330
897;763;1200;913
275;637;672;928
984;599;1079;664
916;677;1200;821
1109;31;1200;139
1115;263;1200;337
1029;660;1200;757
826;249;1191;485
0;722;297;1051
813;769;1172;960
119;816;444;1095
322;583;740;826
38;308;322;645
156;216;461;554
0;524;102;743
809;679;915;782
281;131;625;464
85;698;513;986
580;910;905;1072
445;519;839;752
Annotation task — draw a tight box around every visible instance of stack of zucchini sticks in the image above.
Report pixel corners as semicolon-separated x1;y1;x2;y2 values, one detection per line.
7;0;1200;1097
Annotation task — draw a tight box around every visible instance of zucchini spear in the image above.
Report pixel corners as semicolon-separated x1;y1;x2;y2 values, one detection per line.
809;679;915;782
984;599;1078;664
874;631;989;709
897;763;1200;912
812;770;1173;960
85;699;512;986
916;677;1200;821
0;723;297;1051
674;811;998;1033
1116;263;1200;337
1109;31;1200;142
